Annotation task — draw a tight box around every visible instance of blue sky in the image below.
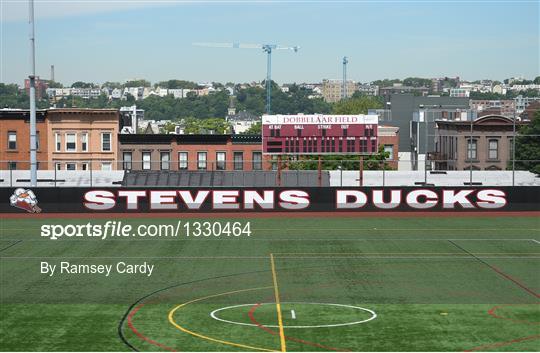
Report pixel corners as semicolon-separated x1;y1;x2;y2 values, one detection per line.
1;0;538;86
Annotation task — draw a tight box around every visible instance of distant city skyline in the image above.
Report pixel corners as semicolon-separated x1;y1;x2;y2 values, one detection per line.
1;0;538;85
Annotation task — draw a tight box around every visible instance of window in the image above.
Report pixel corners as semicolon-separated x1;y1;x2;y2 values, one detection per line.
488;139;499;160
36;131;40;150
216;152;226;170
81;163;88;171
101;132;111;151
101;162;112;171
234;152;244;170
8;161;16;170
66;163;76;171
160;152;170;170
197;152;207;170
66;133;76;152
123;152;132;170
55;163;61;171
384;145;394;160
55;133;61;152
142;152;151;170
8;131;16;150
81;133;88;152
252;152;262;170
467;139;477;160
178;152;188;170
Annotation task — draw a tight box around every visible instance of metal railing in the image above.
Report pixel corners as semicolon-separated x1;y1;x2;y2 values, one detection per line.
0;158;538;187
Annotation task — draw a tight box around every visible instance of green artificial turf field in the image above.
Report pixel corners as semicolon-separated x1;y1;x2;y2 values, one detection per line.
1;216;539;352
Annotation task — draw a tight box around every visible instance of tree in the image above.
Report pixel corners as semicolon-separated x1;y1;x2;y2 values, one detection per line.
47;81;63;88
469;92;506;100
332;96;383;114
124;79;151;87
287;145;391;171
241;122;262;135
403;77;431;88
184;117;230;134
534;76;540;84
71;81;96;88
156;80;198;89
102;81;122;89
372;79;401;87
514;110;540;174
162;121;177;134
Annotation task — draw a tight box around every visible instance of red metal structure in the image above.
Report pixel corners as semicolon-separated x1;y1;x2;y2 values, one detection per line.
262;114;378;155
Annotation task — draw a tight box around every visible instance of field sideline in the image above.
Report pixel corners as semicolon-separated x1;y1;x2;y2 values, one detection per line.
1;215;539;352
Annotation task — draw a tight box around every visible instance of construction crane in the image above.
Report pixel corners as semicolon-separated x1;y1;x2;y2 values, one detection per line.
193;42;300;114
342;56;348;100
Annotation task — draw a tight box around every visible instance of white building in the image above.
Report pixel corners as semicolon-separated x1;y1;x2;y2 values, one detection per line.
450;88;470;98
227;111;260;134
514;95;540;114
119;106;145;134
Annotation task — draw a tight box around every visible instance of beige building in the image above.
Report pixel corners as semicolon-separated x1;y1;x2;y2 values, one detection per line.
47;109;119;171
322;79;357;103
433;115;525;171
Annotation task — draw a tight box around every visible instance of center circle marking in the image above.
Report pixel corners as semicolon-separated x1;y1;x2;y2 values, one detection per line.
210;302;377;328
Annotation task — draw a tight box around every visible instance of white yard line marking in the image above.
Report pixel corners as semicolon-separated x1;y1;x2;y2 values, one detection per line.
291;310;296;320
531;239;540;245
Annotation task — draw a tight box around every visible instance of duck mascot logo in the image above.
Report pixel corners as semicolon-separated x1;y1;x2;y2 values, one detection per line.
9;188;42;213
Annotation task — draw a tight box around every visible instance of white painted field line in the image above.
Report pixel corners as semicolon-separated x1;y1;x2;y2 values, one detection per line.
291;310;296;320
531;239;540;244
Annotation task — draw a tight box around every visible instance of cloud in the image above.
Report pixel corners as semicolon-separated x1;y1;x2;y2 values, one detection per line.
1;0;166;22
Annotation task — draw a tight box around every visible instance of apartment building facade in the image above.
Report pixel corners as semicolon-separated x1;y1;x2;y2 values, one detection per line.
321;79;357;103
378;126;399;169
470;99;516;118
433;115;525;171
0;109;48;170
47;109;119;171
118;134;270;172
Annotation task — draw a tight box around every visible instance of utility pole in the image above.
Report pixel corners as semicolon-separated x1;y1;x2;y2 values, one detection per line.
342;56;348;100
469;115;473;185
29;0;37;187
512;111;516;186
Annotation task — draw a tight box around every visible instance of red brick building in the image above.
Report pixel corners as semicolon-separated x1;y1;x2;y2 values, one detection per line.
0;110;48;170
118;134;270;171
118;128;399;172
24;77;49;100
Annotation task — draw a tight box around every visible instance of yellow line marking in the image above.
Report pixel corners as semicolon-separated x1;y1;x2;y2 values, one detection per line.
270;253;287;352
168;286;276;352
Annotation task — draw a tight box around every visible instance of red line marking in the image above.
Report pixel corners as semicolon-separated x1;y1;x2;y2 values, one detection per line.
248;302;350;352
487;264;540;299
3;211;539;219
488;304;540;325
127;303;178;352
464;334;540;352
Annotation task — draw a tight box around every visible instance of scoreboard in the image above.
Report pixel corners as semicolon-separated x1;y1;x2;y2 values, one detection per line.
262;114;378;155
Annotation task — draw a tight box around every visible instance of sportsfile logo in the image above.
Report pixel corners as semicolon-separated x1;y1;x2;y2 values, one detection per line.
9;188;42;213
